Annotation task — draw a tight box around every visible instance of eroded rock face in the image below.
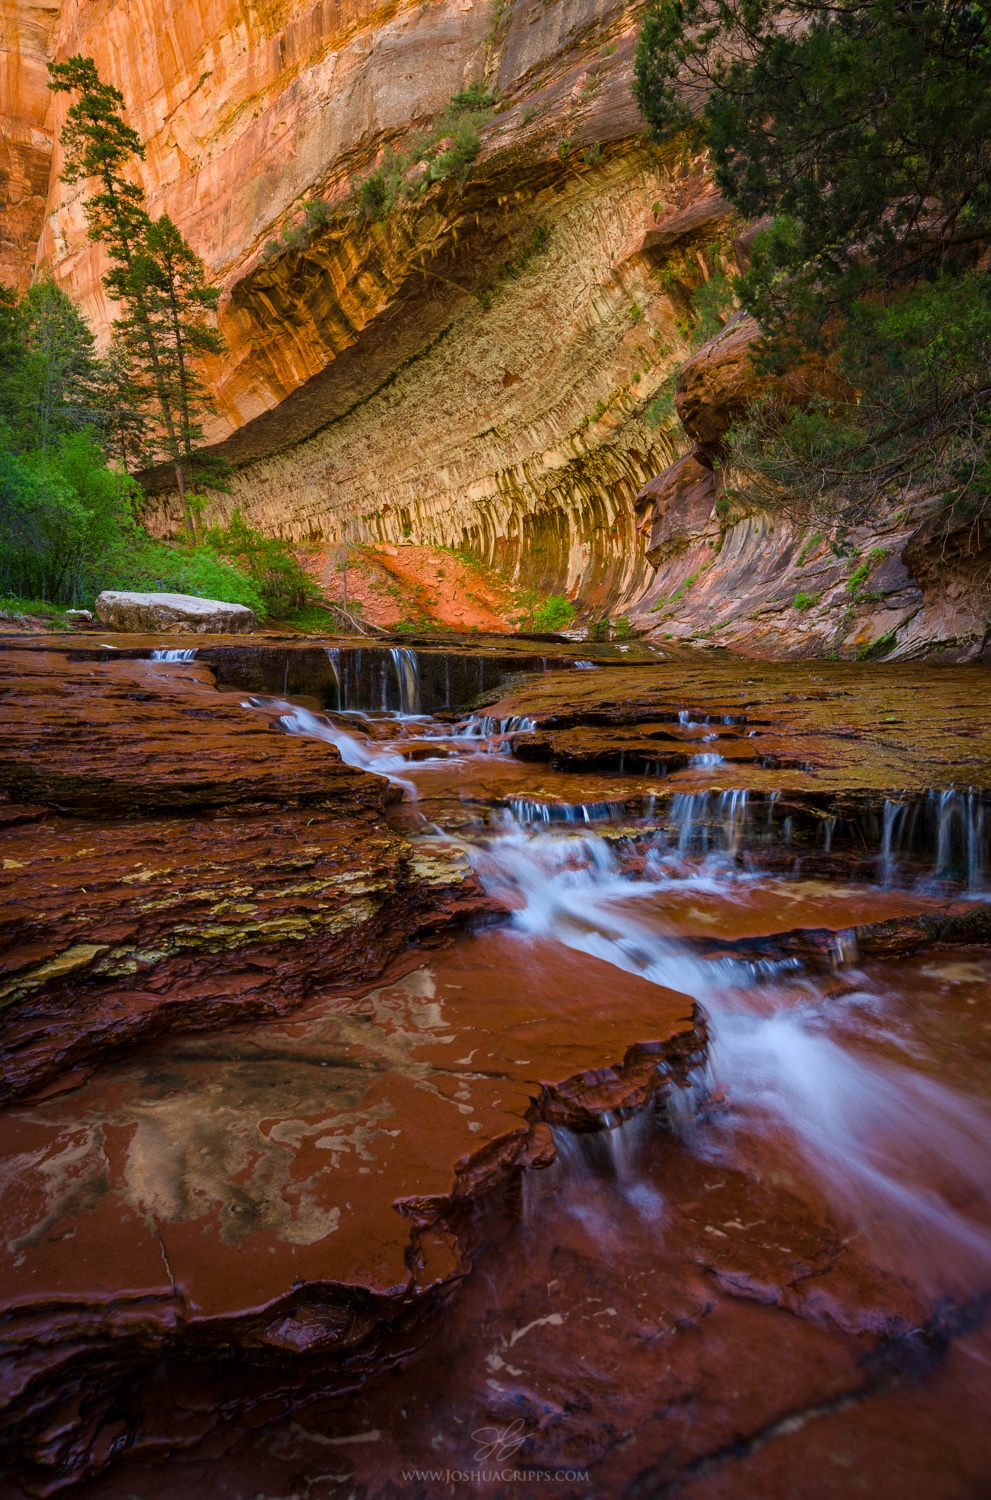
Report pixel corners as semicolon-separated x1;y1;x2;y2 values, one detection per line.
0;935;704;1493
0;648;487;1102
0;0;60;293
635;451;719;567
674;311;850;452
95;590;257;633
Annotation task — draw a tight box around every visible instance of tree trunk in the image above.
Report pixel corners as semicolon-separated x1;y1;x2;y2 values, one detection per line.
175;462;195;546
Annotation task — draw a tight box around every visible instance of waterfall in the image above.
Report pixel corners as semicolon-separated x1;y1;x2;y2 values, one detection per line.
150;648;198;662
389;647;422;716
503;799;624;825
456;714;536;749
325;647;342;709
879;790;988;891
666;789;750;859
461;817;991;1291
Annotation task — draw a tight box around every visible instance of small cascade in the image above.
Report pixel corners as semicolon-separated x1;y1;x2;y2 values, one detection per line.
389;647;422;716
503;799;624;826
275;704;418;797
325;647;342;709
150;648;198;662
689;753;725;769
667;789;751;859
878;790;989;891
456;714;536;750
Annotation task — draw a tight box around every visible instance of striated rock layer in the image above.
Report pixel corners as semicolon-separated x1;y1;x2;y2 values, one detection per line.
0;937;705;1494
0;648;487;1103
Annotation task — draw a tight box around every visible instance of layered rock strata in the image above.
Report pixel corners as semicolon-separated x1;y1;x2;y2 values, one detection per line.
0;648;486;1102
630;312;991;661
486;658;991;794
0;937;705;1494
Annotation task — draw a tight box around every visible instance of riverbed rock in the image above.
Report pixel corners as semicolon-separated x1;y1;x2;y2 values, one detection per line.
0;936;704;1492
0;648;488;1101
95;591;257;634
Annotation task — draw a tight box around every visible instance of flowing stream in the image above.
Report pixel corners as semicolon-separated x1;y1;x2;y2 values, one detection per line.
246;687;991;1300
70;664;991;1497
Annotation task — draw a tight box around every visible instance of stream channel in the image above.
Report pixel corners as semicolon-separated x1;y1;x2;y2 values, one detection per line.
6;643;991;1499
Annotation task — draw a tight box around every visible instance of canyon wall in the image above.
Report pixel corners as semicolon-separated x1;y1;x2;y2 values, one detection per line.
12;0;709;615
0;0;60;292
6;0;989;651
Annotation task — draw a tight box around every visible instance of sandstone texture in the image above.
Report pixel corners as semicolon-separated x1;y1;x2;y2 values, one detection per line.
1;641;990;1495
487;657;991;795
6;0;984;658
0;0;60;292
94;590;257;633
629;310;990;661
0;648;487;1102
0;932;704;1493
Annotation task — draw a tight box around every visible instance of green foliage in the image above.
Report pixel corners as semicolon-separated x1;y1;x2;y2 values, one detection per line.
351;86;498;222
633;0;991;533
118;538;266;615
0;595;74;629
611;615;634;640
858;628;897;660
792;590;819;611
119;214;227;494
846;546;887;596
730;273;991;526
633;0;991;351
0;433;141;604
796;532;824;566
644;375;677;429
0;278;113;457
532;594;576;631
50;56;228;539
682;271;734;349
204;509;323;619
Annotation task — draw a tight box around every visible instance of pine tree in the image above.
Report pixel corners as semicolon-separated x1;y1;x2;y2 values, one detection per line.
119;215;227;537
99;335;154;476
20;276;104;451
49;56;227;541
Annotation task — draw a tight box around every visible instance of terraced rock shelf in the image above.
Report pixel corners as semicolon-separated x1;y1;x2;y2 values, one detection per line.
1;637;989;1498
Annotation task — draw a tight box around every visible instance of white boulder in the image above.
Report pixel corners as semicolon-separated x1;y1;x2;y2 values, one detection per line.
95;591;257;634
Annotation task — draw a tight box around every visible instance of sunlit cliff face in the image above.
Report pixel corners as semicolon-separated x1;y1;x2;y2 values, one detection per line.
8;0;739;609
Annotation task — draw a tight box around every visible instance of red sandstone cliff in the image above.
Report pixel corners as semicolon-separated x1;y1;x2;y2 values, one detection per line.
3;0;987;657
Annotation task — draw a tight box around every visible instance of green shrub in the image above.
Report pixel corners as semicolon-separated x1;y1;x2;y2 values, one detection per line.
532;594;576;631
204;509;323;619
792;589;818;611
0;434;141;604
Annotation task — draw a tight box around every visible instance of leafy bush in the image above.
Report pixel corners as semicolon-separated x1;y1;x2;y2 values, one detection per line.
792;590;818;611
205;509;323;618
532;594;576;631
113;536;266;615
0;435;141;604
730;274;991;528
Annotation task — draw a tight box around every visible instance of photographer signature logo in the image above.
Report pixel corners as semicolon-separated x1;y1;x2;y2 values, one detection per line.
471;1419;527;1462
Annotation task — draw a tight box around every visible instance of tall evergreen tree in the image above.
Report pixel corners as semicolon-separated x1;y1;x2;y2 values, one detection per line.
118;214;226;536
99;335;154;477
49;56;227;541
20;276;104;451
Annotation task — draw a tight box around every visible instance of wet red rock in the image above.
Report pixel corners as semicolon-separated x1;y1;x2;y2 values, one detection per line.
0;934;701;1493
1;640;990;1499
